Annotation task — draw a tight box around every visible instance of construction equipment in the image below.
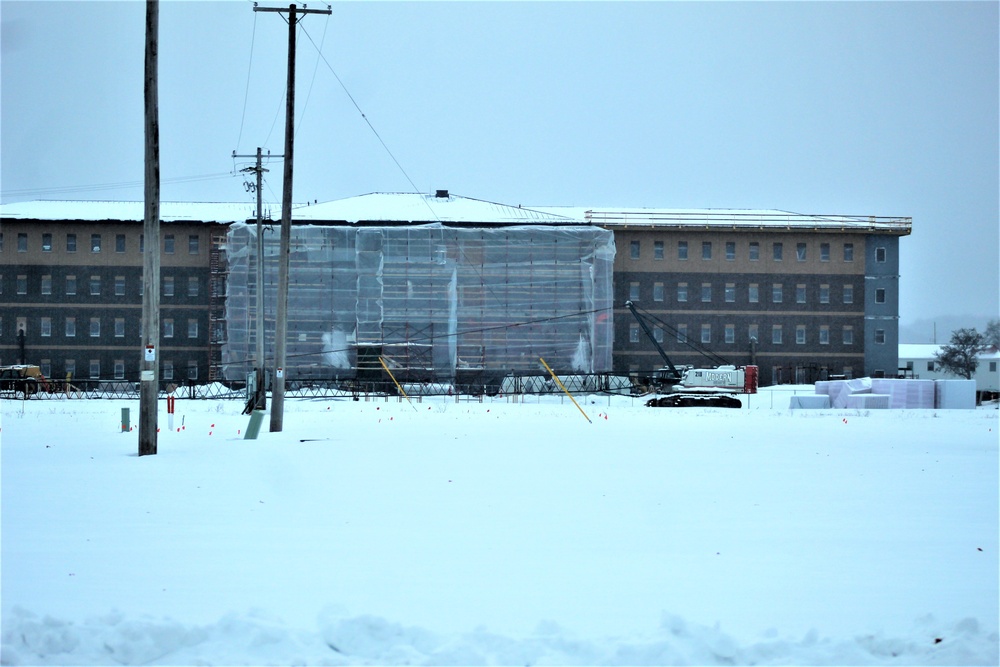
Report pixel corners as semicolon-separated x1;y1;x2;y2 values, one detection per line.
625;301;757;408
0;364;49;397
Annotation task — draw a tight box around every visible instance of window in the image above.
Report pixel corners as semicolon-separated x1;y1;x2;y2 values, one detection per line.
66;233;77;252
725;241;735;260
16;275;27;295
90;317;100;337
796;243;807;261
164;276;174;297
653;282;664;302
844;243;854;262
772;283;783;303
115;318;125;337
65;317;76;337
629;282;640;301
748;284;759;303
89;360;100;380
41;317;51;337
115;276;125;296
164;319;174;338
796;325;806;344
0;233;3;251
927;361;935;372
678;241;688;260
876;247;886;263
724;283;736;303
41;275;52;295
820;243;830;262
796;284;806;304
702;241;712;260
42;233;52;251
653;241;664;260
773;242;783;261
629;324;640;343
819;325;830;345
701;283;712;302
90;275;101;296
677;282;688;302
820;284;830;304
843;285;854;304
40;360;51;377
116;234;126;253
91;234;101;253
164;235;175;254
163;361;174;381
749;242;760;261
188;319;198;338
630;240;640;259
65;359;75;379
677;324;688;343
17;233;27;252
875;288;886;304
115;360;125;380
66;275;77;295
139;234;144;253
725;324;735;344
701;324;711;344
875;329;886;344
653;327;663;343
187;277;199;297
990;362;997;373
772;325;782;344
189;235;200;254
843;326;854;345
187;361;199;380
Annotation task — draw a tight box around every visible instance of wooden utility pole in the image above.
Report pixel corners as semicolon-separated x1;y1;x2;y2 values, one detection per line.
256;3;331;432
139;0;160;456
234;147;275;411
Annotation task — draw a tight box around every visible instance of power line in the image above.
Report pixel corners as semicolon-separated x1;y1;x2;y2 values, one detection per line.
1;172;234;199
298;23;423;197
234;9;258;152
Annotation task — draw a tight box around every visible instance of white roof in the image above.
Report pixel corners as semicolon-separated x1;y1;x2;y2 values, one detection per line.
1;193;911;233
899;344;1000;359
0;200;257;223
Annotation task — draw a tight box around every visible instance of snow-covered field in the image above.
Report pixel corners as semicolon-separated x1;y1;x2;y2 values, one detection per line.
2;391;997;665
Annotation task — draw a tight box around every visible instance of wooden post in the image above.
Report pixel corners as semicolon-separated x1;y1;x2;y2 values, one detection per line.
255;3;330;433
139;0;160;456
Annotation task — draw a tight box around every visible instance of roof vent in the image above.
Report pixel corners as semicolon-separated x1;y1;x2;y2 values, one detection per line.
435;189;449;199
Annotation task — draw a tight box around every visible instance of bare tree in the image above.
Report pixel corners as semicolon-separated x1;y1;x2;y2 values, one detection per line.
935;328;987;379
984;318;1000;350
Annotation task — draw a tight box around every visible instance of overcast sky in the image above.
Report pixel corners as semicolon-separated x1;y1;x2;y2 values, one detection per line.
1;0;997;326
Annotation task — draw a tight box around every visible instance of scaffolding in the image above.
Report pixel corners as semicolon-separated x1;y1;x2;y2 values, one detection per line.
222;223;615;385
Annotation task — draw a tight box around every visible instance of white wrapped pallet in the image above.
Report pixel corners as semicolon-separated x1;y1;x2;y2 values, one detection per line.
935;379;977;409
871;379;936;409
790;395;832;409
814;381;833;396
827;378;872;408
845;394;891;409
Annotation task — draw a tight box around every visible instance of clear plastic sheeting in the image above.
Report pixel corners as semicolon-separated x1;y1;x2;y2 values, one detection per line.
222;223;615;385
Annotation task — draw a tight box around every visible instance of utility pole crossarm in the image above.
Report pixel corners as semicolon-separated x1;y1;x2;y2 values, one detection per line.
254;4;332;16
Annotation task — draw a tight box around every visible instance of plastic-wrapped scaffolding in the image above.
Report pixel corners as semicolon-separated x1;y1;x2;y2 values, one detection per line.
222;223;615;388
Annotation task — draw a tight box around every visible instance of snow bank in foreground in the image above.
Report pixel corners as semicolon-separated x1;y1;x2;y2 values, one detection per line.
4;606;996;666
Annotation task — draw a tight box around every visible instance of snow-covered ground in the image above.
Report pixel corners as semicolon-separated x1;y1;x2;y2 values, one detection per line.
2;390;997;665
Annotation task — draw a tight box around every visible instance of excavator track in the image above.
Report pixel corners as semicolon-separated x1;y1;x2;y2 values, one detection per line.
645;393;742;408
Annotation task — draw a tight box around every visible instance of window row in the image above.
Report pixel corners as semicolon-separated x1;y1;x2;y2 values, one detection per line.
3;274;200;297
627;281;878;305
2;315;200;339
627;239;887;264
2;232;201;255
627;323;864;346
25;359;202;381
